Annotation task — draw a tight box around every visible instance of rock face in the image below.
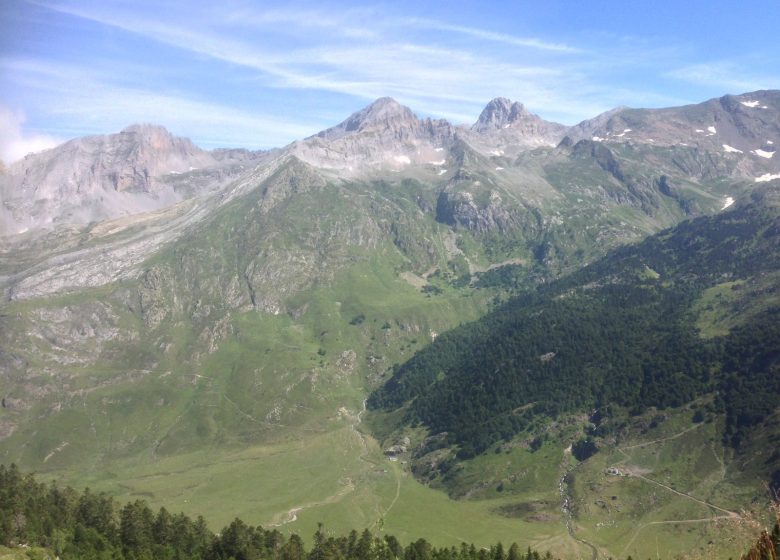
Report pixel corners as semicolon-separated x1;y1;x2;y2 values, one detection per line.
291;97;456;171
568;91;780;177
464;97;568;156
471;97;567;139
0;125;226;234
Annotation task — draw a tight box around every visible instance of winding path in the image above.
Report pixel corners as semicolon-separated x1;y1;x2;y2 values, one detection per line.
267;400;369;528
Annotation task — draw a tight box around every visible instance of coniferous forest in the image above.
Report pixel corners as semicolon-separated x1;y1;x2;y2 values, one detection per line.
369;190;780;457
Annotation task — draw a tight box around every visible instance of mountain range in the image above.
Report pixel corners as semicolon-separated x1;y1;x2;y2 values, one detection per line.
1;90;779;559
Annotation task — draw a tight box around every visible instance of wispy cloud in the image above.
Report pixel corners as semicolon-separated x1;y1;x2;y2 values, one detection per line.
11;0;774;148
407;18;582;53
219;6;380;40
27;1;596;125
0;105;62;164
1;58;321;148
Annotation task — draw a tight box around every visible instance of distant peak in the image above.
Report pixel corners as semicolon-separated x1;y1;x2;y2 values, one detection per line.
472;97;531;132
368;97;402;109
316;97;418;138
120;123;174;136
356;97;414;122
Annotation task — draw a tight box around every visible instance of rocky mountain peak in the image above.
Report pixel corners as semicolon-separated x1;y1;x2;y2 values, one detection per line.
120;123;173;135
116;123;202;157
294;98;455;171
463;97;566;154
315;97;419;140
472;97;532;132
0;124;218;234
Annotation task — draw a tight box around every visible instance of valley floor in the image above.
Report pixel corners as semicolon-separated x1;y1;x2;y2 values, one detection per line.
39;396;762;559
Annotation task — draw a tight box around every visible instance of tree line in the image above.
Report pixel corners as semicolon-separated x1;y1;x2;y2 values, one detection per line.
0;463;550;560
2;464;778;559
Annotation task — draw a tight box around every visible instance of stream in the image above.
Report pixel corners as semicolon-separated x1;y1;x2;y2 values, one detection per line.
559;465;598;560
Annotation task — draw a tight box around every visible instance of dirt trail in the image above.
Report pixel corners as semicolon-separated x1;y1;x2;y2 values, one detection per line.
626;472;739;518
615;423;739;519
267;478;357;527
268;400;369;528
269;398;389;529
618;422;703;452
384;467;402;518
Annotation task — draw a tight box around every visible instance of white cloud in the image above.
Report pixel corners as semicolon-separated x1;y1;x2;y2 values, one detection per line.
0;106;62;164
28;1;598;126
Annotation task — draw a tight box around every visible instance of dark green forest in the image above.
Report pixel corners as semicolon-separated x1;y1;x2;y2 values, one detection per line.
368;190;780;458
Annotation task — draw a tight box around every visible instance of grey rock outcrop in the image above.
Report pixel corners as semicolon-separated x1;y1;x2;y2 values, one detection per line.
0;125;243;235
290;97;456;172
566;91;780;178
463;97;567;156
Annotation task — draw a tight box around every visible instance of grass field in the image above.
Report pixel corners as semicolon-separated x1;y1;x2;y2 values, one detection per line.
36;398;769;559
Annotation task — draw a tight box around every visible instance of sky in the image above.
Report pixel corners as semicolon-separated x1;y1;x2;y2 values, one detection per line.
1;0;779;162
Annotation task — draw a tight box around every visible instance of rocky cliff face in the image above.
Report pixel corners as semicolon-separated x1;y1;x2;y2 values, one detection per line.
290;97;457;172
470;97;567;140
567;90;780;179
462;97;567;157
0;125;257;235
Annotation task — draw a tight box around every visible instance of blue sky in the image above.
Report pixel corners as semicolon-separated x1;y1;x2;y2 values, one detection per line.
1;0;779;162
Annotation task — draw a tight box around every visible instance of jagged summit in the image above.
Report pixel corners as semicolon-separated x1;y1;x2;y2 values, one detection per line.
120;123;173;134
464;97;567;153
472;97;533;132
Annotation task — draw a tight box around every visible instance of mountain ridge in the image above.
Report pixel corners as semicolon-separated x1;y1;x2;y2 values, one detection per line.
3;89;779;236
